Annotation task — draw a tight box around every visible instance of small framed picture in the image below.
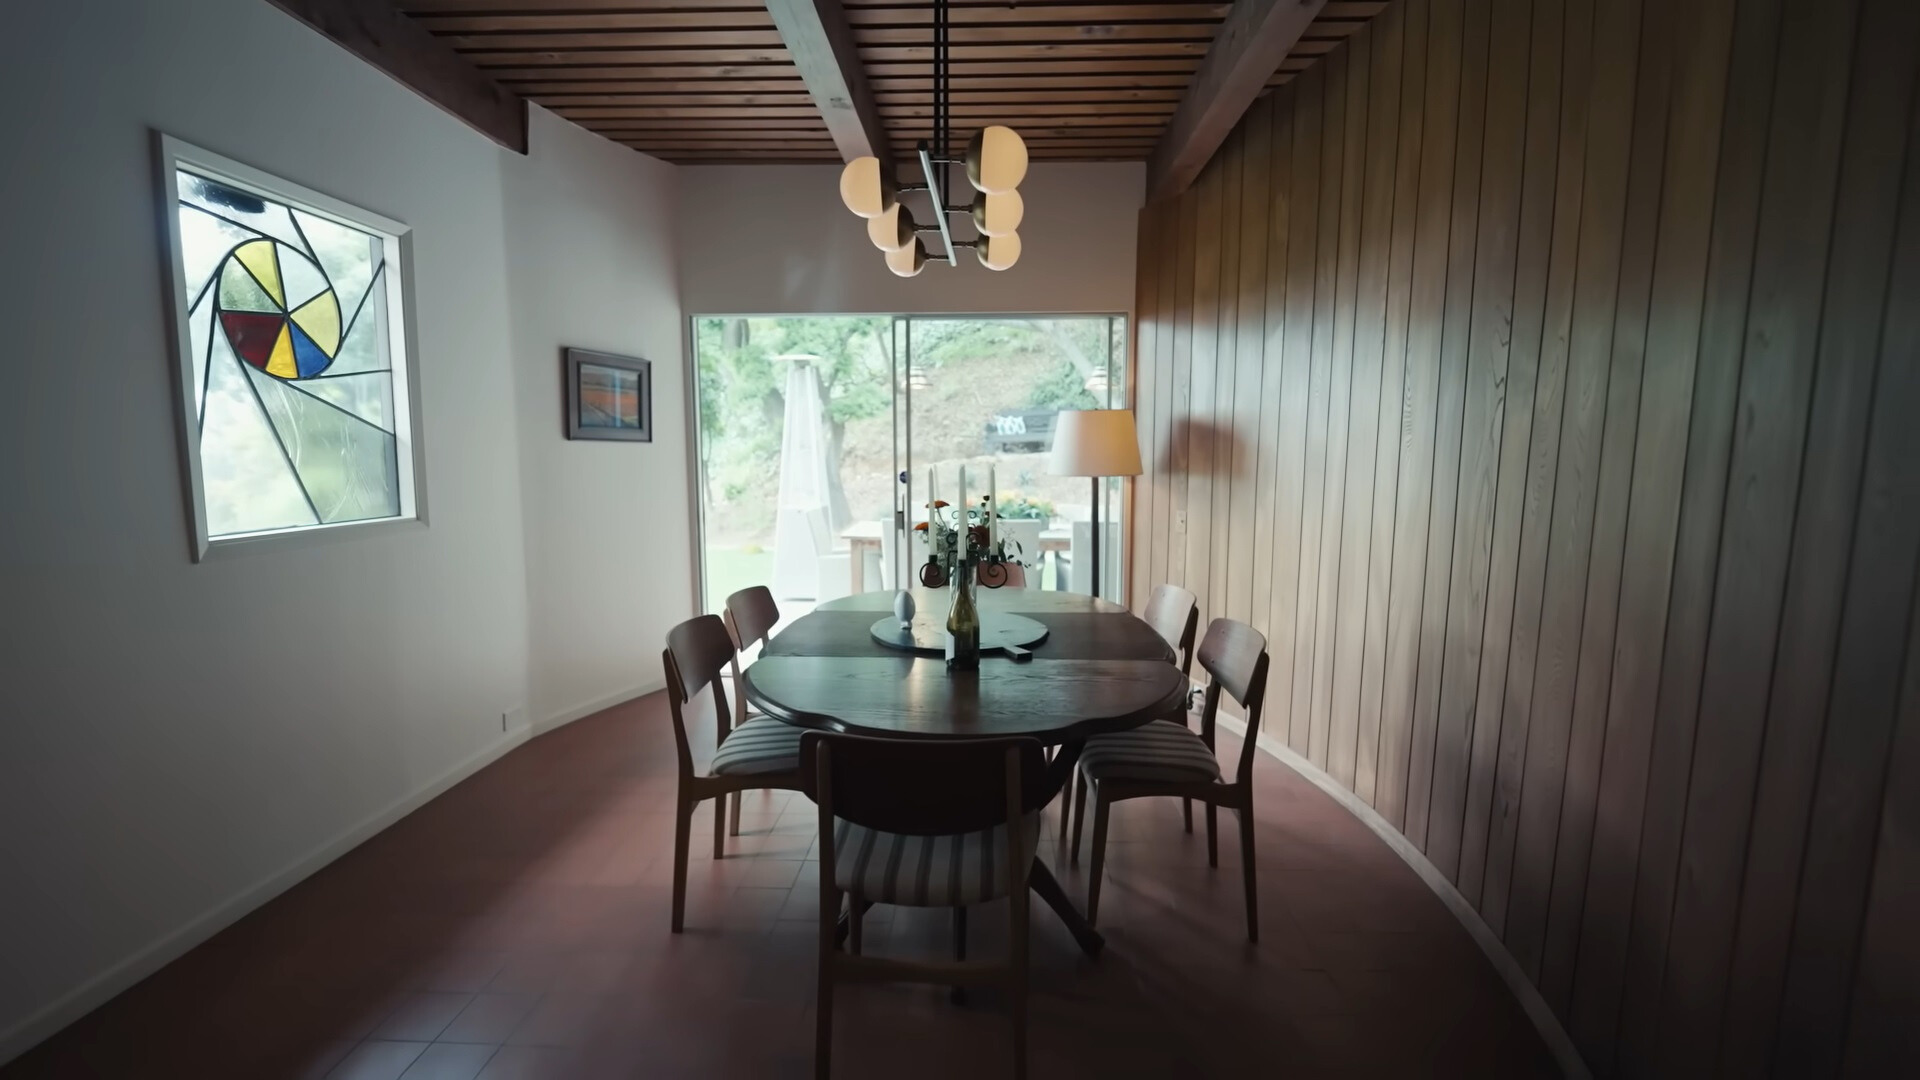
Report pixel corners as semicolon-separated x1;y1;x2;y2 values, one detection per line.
565;348;651;442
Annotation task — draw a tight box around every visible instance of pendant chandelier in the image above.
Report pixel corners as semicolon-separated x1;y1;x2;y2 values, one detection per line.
836;0;1028;276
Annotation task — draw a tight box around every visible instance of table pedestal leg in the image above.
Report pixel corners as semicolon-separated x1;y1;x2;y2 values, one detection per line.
1029;860;1103;957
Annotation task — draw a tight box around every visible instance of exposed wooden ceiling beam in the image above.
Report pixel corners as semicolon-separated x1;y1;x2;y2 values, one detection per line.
1145;0;1326;201
268;0;528;153
762;0;893;168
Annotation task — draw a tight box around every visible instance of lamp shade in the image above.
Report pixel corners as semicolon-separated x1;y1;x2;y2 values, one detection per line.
886;237;929;277
867;203;916;251
970;189;1024;237
1048;409;1142;477
839;156;895;218
966;126;1029;194
975;231;1021;271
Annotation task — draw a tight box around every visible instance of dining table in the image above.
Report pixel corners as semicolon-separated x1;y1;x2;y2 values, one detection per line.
741;586;1188;956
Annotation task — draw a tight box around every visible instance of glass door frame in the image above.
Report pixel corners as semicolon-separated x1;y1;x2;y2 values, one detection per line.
684;311;1133;618
886;314;1132;605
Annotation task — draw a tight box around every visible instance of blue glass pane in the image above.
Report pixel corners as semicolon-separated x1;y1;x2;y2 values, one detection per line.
290;322;331;378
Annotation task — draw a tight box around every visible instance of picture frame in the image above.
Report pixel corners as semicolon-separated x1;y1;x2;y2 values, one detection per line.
565;348;652;442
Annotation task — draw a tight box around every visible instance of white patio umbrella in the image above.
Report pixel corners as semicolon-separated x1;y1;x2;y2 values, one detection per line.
768;353;834;601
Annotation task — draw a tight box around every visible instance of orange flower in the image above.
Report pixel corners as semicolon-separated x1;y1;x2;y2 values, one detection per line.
913;521;930;531
931;500;951;508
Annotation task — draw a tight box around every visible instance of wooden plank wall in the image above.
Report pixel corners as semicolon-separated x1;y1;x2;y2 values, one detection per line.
1125;0;1920;1073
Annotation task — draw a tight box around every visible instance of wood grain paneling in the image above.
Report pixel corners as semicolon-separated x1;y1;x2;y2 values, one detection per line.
1454;0;1563;913
1126;0;1920;1072
1354;0;1427;810
1326;4;1400;793
1567;0;1737;1060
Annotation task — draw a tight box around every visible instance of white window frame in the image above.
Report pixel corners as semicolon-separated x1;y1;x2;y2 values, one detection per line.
155;133;429;562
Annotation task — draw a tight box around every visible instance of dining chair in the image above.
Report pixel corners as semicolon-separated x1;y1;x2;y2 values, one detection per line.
804;506;853;602
1143;583;1200;825
663;613;807;933
803;731;1046;1080
1066;583;1198;838
1062;519;1121;596
994;518;1046;579
1070;617;1269;941
724;585;783;836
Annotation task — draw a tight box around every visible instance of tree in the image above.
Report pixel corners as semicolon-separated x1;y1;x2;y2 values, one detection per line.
694;316;892;534
773;317;892;529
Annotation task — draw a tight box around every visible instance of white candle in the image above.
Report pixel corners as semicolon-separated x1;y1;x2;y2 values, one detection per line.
927;466;936;521
988;466;997;548
957;465;967;557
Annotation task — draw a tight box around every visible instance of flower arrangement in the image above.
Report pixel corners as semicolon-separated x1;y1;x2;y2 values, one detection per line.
993;491;1053;521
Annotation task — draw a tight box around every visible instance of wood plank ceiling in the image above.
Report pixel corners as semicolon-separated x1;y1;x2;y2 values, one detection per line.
396;0;1386;163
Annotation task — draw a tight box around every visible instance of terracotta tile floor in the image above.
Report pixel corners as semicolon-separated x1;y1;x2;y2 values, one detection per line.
5;692;1555;1079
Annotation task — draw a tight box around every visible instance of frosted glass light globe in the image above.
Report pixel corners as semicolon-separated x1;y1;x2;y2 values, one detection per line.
839;156;894;218
867;203;916;251
971;189;1024;237
966;126;1029;194
976;231;1021;271
887;237;929;277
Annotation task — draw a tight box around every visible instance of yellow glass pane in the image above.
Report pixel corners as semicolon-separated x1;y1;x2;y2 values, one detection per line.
291;290;341;355
235;239;284;307
265;323;297;378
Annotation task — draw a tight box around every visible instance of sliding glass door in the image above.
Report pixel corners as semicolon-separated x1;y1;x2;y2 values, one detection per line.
691;315;1127;619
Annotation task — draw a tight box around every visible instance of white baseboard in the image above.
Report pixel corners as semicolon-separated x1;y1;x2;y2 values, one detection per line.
0;726;533;1068
1215;713;1592;1080
533;679;663;736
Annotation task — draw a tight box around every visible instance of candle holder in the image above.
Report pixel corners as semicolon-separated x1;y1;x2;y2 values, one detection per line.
913;466;1022;671
912;490;1021;590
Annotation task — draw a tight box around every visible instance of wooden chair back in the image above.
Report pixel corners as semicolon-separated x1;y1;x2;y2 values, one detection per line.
724;585;780;650
807;731;1042;1077
723;586;780;727
1143;584;1200;675
663;614;737;778
1195;618;1271;785
800;732;1046;837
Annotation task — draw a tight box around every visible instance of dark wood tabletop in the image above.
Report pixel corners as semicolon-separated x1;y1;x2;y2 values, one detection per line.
744;588;1187;744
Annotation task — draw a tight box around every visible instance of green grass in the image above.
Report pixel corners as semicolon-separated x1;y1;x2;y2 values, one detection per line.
703;546;774;614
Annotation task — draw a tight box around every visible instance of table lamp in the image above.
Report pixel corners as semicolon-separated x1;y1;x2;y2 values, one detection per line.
1048;409;1143;600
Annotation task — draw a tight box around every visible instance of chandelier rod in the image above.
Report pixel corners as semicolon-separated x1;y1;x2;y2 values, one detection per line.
918;142;958;265
923;0;957;265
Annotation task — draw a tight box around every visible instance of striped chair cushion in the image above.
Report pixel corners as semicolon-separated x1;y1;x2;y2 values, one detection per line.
832;814;1042;907
1079;720;1223;785
710;717;803;776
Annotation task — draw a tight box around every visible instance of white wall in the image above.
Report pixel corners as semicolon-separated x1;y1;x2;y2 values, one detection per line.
0;0;685;1060
678;162;1144;314
504;109;689;727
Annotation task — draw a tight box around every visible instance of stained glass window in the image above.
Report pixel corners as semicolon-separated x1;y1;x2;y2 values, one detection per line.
161;138;419;555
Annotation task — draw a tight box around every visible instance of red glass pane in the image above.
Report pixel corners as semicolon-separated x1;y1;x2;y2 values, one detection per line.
220;312;286;369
